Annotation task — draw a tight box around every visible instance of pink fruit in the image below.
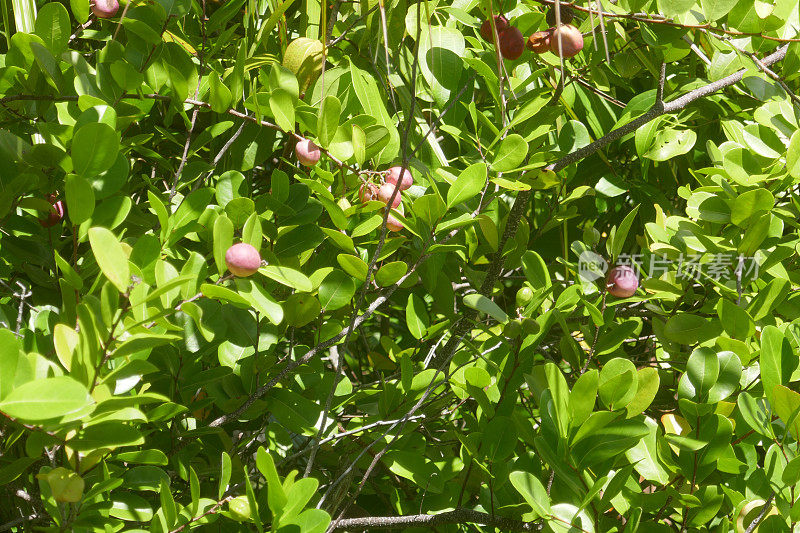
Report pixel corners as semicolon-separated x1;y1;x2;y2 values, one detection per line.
386;166;413;191
359;183;379;204
39;198;64;228
606;265;638;298
549;24;584;58
295;138;321;166
480;15;509;42
387;213;403;232
91;0;119;18
499;27;524;60
225;243;261;277
377;183;402;208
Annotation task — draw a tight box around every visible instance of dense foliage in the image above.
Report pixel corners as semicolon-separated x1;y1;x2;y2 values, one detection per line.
1;0;800;531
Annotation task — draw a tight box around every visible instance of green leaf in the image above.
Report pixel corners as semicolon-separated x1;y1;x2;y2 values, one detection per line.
760;326;796;406
626;367;660;418
611;204;640;260
463;293;508;323
283;293;321;327
209;73;233;113
787;130;800;179
376;261;408;287
65;174;95;225
260;265;312;292
34;1;70;55
89;227;130;293
598;358;638;410
406;294;429;339
0;376;91;422
270;88;296;133
569;369;598;428
337;254;368;281
707;351;742;403
318;269;356;311
235;279;284;325
678;347;719;402
213;215;234;277
731;189;774;227
483;416;518;461
317;95;341;148
447;163;487;208
644;128;696;161
772;385;800;442
72;122;119;178
492;134;528;172
0;329;21;400
663;313;719;345
701;0;739;21
219;451;232;500
510;471;551;518
256;447;287;517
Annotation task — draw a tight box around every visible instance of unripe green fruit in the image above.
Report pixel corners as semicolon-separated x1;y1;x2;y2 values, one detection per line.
516;286;534;308
503;320;522;338
521;317;540;335
38;467;84;503
225;243;261;277
228;496;252;521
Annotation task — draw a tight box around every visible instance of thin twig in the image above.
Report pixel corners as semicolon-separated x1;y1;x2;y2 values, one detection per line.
329;508;542;531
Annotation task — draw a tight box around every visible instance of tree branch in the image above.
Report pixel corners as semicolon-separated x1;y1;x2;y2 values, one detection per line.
547;44;788;172
329;508;542;531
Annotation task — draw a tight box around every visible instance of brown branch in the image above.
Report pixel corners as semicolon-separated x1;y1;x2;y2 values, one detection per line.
547;44;788;172
329;508;542;531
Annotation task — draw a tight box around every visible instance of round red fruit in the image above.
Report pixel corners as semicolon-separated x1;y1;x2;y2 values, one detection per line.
499;27;524;60
225;243;262;277
295;138;321;166
92;0;119;18
377;183;402;208
386;166;413;191
606;265;638;298
550;24;584;58
480;15;509;42
387;213;403;232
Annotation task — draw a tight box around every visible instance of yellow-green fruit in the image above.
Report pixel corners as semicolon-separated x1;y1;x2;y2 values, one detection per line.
503;320;522;338
228;496;252;521
38;467;84;503
283;38;324;94
516;286;534;308
521;317;540;335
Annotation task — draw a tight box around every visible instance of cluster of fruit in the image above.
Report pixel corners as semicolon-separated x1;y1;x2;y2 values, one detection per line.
295;138;411;233
480;7;584;60
358;166;413;232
